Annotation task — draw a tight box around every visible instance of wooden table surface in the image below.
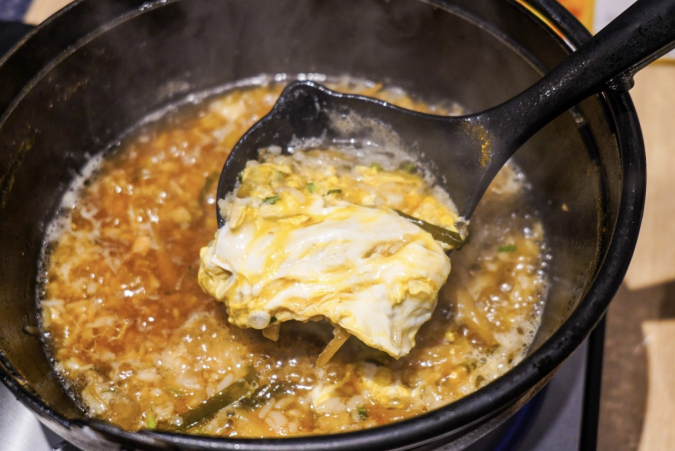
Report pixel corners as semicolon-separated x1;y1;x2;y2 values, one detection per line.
624;65;675;290
598;65;675;451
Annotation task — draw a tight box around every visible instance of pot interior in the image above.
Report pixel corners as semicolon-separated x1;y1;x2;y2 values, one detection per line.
0;0;625;448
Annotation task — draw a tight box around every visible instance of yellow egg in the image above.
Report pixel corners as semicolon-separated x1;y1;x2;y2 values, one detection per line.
199;149;460;358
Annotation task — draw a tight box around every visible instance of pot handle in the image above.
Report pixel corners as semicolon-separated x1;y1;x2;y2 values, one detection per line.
493;0;675;146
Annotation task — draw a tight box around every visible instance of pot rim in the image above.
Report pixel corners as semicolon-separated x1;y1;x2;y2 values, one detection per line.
0;0;645;449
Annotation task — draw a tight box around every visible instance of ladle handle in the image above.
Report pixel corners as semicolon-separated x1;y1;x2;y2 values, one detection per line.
491;0;675;150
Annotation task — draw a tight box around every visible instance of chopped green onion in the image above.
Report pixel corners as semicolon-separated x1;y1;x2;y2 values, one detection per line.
402;162;417;174
325;189;342;195
263;195;280;204
270;316;277;324
307;182;317;193
394;210;465;249
498;244;517;253
146;412;156;429
357;406;368;420
370;163;382;172
237;171;244;183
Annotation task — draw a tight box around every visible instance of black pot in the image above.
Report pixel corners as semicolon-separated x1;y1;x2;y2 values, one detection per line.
0;0;644;450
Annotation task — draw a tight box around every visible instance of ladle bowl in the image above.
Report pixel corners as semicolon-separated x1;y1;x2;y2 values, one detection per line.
217;0;675;224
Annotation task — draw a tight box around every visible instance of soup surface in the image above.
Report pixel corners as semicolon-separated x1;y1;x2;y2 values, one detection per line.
41;80;547;437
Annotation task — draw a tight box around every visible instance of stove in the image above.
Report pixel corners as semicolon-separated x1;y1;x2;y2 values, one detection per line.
0;20;603;451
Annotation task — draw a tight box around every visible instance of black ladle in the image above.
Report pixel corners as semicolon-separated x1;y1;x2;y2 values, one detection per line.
217;0;675;227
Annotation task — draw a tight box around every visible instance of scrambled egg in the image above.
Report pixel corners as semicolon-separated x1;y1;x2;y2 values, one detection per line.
357;362;412;407
199;147;460;358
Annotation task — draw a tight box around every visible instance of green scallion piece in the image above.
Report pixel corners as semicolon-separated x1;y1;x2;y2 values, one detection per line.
357;406;368;420
146;412;157;429
307;182;317;193
394;210;465;249
370;163;382;172
325;189;342;195
177;371;257;431
402;162;417;174
263;195;280;204
498;244;517;253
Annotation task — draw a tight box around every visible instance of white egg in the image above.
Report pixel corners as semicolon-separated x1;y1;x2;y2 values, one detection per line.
201;203;450;358
198;149;458;358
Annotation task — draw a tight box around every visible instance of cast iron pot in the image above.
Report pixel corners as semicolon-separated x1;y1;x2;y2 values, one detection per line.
0;0;645;450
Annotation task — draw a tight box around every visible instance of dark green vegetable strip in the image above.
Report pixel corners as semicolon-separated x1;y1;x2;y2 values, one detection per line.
199;172;218;203
394;210;465;249
498;244;517;253
177;372;257;431
239;381;296;410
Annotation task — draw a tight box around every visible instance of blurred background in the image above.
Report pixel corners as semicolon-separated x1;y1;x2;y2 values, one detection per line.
0;0;673;450
559;2;675;450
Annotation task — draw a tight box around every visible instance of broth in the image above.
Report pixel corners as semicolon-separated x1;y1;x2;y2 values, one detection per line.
40;79;547;437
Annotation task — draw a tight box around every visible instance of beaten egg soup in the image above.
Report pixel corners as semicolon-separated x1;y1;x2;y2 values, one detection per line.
40;80;547;437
